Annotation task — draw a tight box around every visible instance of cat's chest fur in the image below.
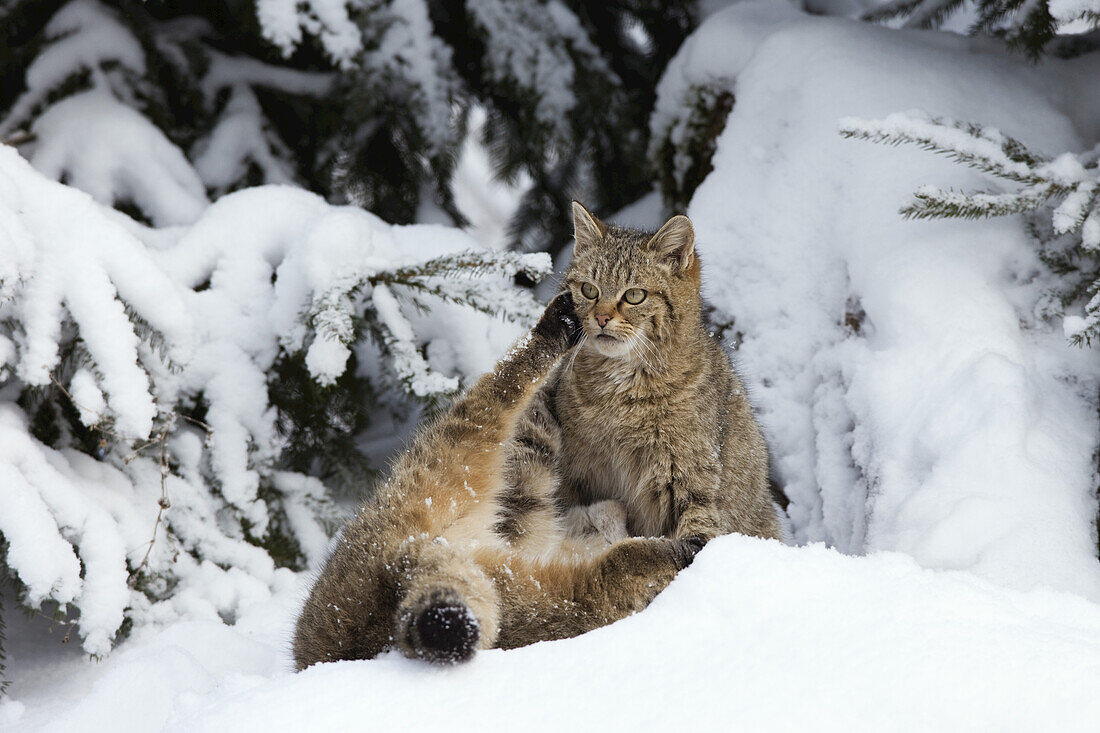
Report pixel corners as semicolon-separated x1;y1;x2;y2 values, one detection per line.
554;366;714;536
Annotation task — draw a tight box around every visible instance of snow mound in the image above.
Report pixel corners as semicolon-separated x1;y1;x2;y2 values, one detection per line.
8;536;1100;731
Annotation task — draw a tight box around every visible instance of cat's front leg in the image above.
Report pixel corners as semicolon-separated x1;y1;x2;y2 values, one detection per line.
445;291;581;449
664;468;726;542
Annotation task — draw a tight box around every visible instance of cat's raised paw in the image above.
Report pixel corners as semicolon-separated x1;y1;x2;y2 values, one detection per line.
534;291;583;348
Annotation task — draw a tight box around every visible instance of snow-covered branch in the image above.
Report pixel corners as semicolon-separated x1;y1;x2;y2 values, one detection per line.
863;0;1098;56
839;112;1047;185
841;111;1100;345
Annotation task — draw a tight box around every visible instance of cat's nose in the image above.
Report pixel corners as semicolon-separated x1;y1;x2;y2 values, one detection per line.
595;313;612;328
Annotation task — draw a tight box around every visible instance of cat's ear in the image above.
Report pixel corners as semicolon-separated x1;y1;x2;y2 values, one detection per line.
649;215;695;271
572;201;607;257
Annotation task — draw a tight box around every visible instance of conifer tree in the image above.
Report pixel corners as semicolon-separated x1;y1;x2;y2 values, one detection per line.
863;0;1100;57
649;83;734;212
839;110;1100;559
0;0;696;251
0;590;7;696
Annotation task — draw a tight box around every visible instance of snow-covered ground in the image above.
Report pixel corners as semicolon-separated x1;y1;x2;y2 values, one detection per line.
4;3;1100;730
5;536;1100;731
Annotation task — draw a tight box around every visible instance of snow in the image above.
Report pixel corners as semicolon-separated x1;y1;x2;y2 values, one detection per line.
0;405;131;656
372;282;460;397
468;0;578;143
255;0;361;68
0;0;146;138
200;52;335;100
0;0;210;226
1054;180;1098;233
1084;208;1100;249
451;108;532;251
0;0;207;226
0;144;187;439
69;369;107;427
360;0;460;156
6;536;1100;731
191;49;334;198
838;112;1037;181
192;87;297;193
30;91;209;226
1049;0;1100;23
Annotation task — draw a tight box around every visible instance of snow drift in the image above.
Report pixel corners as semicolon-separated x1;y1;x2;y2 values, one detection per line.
6;536;1100;732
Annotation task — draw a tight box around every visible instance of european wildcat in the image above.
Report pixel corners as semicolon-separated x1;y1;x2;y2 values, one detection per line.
293;293;703;668
501;203;781;546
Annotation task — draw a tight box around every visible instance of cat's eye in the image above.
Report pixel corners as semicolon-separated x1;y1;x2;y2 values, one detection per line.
623;288;647;305
580;282;599;299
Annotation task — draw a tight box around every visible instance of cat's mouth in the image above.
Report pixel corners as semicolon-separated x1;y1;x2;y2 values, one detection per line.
586;328;631;358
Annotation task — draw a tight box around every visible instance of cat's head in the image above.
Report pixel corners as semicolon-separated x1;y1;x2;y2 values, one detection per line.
563;202;700;361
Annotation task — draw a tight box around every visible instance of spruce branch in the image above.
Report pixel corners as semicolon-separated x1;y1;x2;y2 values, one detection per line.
839;113;1047;185
862;0;1097;56
389;278;544;324
842;110;1100;346
298;248;550;391
373;250;550;326
862;0;929;22
367;283;459;399
0;589;7;697
379;250;552;286
47;366;189;584
903;183;1057;219
907;0;969;29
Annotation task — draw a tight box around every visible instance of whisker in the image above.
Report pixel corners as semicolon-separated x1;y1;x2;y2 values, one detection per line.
637;329;663;361
639;340;661;370
621;325;663;374
630;342;656;374
622;328;659;374
640;337;664;369
566;332;586;376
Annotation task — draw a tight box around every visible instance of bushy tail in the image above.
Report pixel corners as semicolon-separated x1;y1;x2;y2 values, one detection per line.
393;539;501;664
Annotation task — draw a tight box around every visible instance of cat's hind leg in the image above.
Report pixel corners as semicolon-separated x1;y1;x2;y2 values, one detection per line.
391;293;583;661
484;533;704;650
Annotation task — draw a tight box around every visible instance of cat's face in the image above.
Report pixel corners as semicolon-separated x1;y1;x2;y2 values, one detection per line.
563;203;698;362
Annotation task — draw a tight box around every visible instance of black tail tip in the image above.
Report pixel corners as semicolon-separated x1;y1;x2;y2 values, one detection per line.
413;601;480;664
